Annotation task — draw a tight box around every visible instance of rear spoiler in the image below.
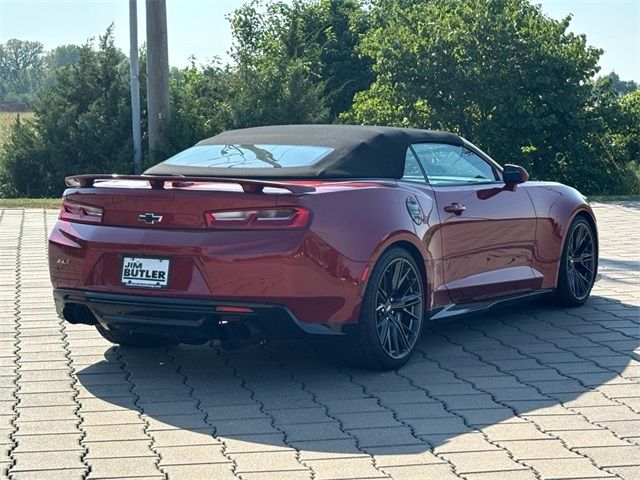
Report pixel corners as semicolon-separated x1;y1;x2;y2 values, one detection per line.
65;174;316;194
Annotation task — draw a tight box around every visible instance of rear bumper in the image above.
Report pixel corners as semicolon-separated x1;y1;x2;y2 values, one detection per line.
54;288;345;343
49;220;368;325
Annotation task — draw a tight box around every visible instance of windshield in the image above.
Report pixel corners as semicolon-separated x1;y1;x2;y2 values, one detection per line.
163;144;334;169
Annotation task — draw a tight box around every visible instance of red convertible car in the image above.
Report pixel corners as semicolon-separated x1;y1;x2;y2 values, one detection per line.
49;125;598;369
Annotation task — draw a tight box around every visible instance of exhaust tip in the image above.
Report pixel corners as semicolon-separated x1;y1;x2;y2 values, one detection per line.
62;304;77;323
218;320;264;350
69;304;98;326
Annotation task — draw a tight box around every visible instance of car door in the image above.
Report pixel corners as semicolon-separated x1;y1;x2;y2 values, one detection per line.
410;142;538;304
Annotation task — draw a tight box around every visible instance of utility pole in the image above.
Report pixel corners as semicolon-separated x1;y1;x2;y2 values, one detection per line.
146;0;170;157
129;0;142;172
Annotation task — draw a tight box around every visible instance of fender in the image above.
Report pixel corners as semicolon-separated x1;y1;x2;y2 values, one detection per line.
524;182;597;289
362;229;442;308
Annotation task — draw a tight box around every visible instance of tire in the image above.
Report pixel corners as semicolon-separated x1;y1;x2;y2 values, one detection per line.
348;247;425;370
554;216;597;307
95;324;165;347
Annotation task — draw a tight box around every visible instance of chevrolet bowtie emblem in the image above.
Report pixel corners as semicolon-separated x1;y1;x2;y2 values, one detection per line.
138;213;163;224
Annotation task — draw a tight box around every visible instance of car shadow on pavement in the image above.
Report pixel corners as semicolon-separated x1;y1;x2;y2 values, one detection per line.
599;258;640;272
76;295;638;458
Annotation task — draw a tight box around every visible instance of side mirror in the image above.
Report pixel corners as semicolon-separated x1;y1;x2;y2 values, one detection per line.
503;164;529;185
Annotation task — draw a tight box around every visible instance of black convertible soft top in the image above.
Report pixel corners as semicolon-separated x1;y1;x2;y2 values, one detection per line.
145;124;463;179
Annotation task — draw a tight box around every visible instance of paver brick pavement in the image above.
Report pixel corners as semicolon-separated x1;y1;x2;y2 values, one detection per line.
0;202;638;479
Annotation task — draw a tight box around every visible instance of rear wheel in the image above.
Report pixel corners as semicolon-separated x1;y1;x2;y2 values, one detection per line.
554;216;597;307
349;247;425;370
95;324;165;347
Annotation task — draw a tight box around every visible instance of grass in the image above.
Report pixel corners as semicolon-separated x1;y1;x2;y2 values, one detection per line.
588;195;640;202
0;198;61;208
0;111;35;148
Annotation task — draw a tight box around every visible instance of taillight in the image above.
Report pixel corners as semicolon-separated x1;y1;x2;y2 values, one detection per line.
59;199;103;224
204;207;311;230
216;306;254;313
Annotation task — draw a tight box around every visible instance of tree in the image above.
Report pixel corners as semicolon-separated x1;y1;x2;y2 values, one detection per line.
618;90;640;164
579;72;640;194
0;39;45;105
597;72;638;97
227;56;329;128
0;115;50;197
229;0;372;121
45;44;81;69
159;61;234;157
587;85;640;194
291;0;373;117
0;27;133;197
344;0;626;192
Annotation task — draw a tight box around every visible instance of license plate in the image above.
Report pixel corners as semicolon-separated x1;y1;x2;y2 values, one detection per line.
121;256;170;288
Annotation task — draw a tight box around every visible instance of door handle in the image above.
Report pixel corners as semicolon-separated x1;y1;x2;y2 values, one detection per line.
444;203;466;215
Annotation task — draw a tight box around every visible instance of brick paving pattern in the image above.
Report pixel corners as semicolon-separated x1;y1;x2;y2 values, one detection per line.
0;202;638;480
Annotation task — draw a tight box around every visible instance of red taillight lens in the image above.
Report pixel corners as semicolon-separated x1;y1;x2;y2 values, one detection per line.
59;199;103;224
204;207;311;230
216;306;254;313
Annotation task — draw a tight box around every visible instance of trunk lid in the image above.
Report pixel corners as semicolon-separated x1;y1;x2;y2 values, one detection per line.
62;174;315;229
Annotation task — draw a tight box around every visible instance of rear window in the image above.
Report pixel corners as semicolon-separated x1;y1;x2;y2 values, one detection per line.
163;144;333;169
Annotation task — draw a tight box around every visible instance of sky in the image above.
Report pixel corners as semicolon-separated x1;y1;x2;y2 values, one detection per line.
0;0;638;82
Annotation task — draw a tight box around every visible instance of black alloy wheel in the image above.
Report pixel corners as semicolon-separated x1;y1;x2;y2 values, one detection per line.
555;216;597;307
375;257;423;359
349;247;425;370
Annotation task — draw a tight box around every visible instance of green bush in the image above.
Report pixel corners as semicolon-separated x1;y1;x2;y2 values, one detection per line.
0;28;133;197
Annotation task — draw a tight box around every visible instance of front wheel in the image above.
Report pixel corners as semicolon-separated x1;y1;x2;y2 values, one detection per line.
554;216;597;307
349;247;425;370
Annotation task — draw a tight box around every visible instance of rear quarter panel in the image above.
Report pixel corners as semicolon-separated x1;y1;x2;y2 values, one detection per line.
301;183;414;262
299;182;440;308
524;181;597;289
